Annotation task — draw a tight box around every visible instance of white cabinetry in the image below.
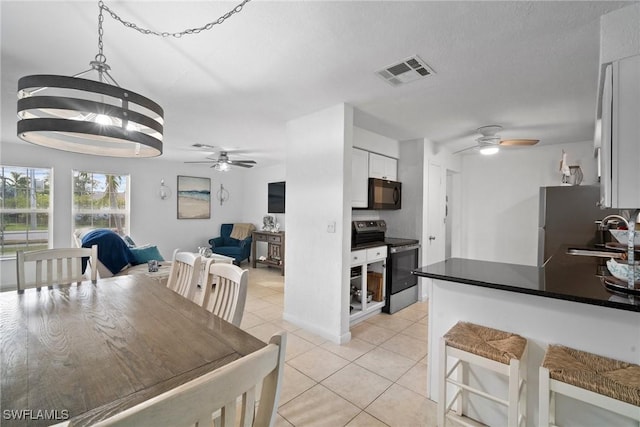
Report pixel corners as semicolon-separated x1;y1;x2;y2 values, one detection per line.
349;245;387;324
351;147;399;209
599;54;640;208
351;148;369;208
368;152;397;181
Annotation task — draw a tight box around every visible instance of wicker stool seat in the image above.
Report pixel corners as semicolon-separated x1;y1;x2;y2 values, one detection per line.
444;321;527;365
438;322;528;427
539;345;640;426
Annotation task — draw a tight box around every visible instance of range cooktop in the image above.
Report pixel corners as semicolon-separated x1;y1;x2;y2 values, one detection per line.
385;237;420;247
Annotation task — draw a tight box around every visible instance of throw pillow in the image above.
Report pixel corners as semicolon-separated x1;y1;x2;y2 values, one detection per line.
122;235;137;248
129;245;165;265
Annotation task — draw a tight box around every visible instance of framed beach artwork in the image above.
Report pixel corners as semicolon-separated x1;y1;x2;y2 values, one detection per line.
177;176;211;219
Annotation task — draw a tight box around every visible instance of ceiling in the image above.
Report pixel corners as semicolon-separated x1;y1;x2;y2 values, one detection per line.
1;1;636;166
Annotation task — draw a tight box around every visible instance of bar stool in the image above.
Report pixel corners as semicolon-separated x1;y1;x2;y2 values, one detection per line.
438;321;528;427
539;344;640;426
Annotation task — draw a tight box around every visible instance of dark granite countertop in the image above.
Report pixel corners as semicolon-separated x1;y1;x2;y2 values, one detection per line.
412;246;640;312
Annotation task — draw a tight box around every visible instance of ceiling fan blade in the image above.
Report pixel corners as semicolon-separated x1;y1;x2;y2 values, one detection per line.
191;143;218;150
185;161;217;164
228;159;257;165
500;138;539;146
453;145;477;155
228;162;254;168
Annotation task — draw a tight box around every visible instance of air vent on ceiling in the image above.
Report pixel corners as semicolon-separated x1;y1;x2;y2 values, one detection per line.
376;55;435;87
192;143;217;149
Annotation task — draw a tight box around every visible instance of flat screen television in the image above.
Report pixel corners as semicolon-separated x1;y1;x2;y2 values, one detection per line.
268;181;285;214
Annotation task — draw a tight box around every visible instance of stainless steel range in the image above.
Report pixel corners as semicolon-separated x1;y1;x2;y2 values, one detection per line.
352;220;420;314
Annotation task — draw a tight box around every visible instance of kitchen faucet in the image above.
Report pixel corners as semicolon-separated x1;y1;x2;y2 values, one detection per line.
601;209;640;289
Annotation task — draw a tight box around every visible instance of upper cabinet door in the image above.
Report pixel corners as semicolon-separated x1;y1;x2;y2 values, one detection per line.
352;148;369;208
599;64;613;208
612;54;640;208
369;153;397;181
600;54;640;208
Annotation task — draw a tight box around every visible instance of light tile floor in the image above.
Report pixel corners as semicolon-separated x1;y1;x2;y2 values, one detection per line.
242;266;439;427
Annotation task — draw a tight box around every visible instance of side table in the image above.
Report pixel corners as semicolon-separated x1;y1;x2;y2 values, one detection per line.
251;231;285;275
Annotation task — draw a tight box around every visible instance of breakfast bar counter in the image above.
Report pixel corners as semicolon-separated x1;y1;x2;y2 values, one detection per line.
414;249;640;426
412;248;640;312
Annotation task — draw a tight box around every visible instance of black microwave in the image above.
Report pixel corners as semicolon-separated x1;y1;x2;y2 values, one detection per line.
368;178;401;210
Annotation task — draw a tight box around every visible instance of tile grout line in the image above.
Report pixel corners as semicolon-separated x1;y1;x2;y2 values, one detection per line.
244;267;433;426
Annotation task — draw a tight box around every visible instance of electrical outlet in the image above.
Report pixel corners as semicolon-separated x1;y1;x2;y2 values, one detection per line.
327;221;336;233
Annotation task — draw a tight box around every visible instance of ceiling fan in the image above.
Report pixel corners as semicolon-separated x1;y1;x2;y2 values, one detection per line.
455;125;539;155
185;150;257;171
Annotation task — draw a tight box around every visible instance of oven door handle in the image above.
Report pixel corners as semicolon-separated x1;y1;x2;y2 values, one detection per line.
389;244;421;254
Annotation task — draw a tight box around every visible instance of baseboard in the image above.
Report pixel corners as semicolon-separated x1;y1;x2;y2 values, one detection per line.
282;312;351;344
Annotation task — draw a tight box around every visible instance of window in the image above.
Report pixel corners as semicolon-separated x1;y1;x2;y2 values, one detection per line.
0;166;52;257
72;171;130;236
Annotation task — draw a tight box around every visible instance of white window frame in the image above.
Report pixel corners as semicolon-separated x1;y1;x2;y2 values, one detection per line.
72;170;131;237
0;165;53;259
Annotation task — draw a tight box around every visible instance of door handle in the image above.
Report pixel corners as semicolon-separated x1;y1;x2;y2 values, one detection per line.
428;236;436;241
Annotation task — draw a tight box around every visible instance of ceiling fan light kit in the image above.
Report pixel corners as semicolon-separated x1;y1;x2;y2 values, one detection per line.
480;146;500;155
455;124;540;155
214;162;231;172
16;0;251;158
186;151;257;171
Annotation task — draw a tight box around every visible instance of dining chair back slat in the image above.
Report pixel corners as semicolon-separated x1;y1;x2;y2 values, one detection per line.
85;332;286;427
16;245;97;292
202;261;248;327
166;250;203;302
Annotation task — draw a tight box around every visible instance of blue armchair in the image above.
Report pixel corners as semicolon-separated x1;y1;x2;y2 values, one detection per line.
209;223;254;265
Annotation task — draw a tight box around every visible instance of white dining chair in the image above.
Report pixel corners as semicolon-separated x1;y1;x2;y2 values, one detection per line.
84;332;287;427
16;245;98;292
202;260;248;327
166;250;204;302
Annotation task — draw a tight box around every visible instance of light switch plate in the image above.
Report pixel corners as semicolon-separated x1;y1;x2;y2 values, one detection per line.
327;221;336;233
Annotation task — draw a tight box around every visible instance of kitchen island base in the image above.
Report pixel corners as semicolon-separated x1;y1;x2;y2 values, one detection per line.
427;279;639;427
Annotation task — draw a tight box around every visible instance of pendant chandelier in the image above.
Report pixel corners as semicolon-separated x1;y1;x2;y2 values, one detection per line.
17;0;251;158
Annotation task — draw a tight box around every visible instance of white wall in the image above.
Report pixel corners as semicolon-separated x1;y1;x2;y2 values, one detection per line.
284;103;352;344
599;2;640;64
242;163;286;230
242;163;286;259
353;126;399;159
460;140;597;266
379;139;424;241
0;142;246;289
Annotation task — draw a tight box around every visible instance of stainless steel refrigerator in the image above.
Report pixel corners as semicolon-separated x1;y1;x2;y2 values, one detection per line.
538;185;619;266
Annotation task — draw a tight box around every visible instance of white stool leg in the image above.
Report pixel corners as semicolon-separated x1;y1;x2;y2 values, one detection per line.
508;358;520;427
549;390;556;426
539;367;550;427
454;359;468;416
520;344;528;426
438;338;447;427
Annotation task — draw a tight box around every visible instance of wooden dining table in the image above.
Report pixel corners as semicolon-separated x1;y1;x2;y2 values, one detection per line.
0;274;265;426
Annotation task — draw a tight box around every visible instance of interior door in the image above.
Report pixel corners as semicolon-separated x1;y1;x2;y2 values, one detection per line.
426;162;445;265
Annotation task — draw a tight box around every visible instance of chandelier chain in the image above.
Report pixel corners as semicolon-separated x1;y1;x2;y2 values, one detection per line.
96;0;106;64
99;0;252;39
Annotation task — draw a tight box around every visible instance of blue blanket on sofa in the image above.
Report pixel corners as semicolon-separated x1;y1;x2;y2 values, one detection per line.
81;229;134;275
